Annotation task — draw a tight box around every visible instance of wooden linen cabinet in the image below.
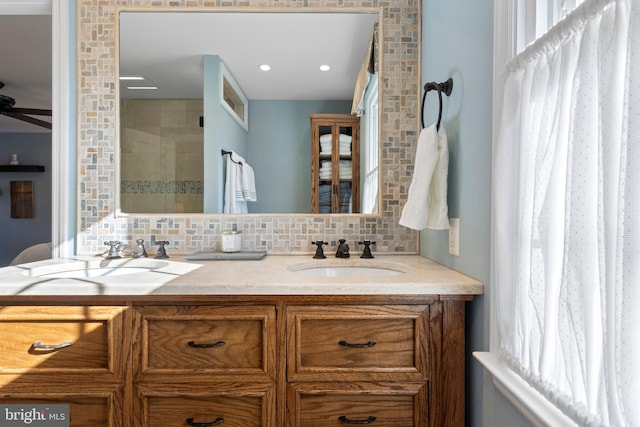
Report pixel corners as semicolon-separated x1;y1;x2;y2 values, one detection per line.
310;113;360;214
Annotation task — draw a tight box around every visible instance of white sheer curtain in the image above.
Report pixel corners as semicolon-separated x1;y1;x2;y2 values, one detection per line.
493;0;639;425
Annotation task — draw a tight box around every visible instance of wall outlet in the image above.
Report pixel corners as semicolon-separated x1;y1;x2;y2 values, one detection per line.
449;218;460;256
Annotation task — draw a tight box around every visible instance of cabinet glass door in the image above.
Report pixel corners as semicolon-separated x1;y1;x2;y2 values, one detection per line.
336;125;354;213
317;125;333;213
311;115;359;214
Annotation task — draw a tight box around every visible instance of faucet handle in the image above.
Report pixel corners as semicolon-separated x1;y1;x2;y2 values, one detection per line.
153;240;170;259
104;241;123;259
358;240;376;259
311;240;328;259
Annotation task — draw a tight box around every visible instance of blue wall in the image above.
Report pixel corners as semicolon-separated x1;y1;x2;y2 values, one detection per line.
203;55;249;213
421;0;533;426
0;133;52;266
248;100;351;213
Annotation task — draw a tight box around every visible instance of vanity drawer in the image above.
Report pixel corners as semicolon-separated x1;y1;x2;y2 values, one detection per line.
288;382;427;427
134;305;276;381
0;390;120;427
0;305;125;382
287;305;429;382
135;383;275;427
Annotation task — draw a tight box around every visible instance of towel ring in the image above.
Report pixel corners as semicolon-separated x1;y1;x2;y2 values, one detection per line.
421;78;453;131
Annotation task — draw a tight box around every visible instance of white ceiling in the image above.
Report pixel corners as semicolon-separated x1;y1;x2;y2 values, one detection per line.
0;8;377;133
119;12;378;101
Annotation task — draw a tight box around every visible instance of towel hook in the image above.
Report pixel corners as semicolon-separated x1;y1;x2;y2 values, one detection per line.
421;77;453;131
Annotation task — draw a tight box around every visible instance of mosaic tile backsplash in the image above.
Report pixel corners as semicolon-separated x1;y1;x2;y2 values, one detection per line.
77;0;420;256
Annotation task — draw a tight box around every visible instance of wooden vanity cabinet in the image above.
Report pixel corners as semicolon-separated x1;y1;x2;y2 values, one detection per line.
0;296;469;427
311;113;360;213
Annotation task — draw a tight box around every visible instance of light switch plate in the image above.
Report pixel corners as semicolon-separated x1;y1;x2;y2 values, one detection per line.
449;218;460;256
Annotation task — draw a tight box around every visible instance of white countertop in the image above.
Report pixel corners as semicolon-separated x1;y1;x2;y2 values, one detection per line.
0;254;483;297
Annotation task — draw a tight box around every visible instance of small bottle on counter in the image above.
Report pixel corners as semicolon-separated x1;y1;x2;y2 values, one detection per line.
221;225;242;253
10;154;19;166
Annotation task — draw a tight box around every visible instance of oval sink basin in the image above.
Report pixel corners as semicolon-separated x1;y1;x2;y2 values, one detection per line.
293;266;405;278
37;267;154;279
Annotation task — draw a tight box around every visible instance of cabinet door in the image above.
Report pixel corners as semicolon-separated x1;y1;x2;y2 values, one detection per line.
287;382;427;427
134;383;276;427
0;305;126;384
0;388;122;427
133;305;276;383
287;305;428;382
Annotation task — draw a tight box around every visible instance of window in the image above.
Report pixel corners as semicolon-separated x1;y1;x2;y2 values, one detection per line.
219;62;248;130
514;0;586;54
480;0;639;425
361;74;379;214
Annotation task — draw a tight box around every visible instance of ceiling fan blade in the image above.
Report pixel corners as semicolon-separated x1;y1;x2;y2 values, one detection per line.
2;111;52;130
10;107;52;116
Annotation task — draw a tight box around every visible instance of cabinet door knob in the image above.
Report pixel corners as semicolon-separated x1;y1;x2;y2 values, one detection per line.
186;417;224;426
187;340;225;348
338;415;377;424
338;340;376;348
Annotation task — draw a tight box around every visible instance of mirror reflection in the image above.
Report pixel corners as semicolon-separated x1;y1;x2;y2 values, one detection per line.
118;11;380;215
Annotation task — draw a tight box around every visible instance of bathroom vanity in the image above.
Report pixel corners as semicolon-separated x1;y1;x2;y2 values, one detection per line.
0;255;482;426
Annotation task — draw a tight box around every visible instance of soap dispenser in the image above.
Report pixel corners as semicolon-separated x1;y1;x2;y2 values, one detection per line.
221;224;242;253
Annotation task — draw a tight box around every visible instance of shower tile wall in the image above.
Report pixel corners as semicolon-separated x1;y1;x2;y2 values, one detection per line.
120;99;204;213
77;0;420;255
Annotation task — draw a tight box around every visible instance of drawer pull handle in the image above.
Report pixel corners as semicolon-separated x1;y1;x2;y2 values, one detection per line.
338;415;377;424
187;340;225;349
338;340;376;349
31;340;72;350
186;417;224;426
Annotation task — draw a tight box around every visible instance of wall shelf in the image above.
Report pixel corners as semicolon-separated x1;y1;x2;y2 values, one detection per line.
0;165;46;173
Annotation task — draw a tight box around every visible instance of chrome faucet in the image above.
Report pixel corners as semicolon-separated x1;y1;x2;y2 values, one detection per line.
132;239;148;258
335;239;350;258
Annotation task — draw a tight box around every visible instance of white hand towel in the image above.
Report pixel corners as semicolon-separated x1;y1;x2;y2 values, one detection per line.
241;162;257;202
399;124;449;230
223;151;248;214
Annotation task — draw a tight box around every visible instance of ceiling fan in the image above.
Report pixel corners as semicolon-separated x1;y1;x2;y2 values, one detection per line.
0;81;52;130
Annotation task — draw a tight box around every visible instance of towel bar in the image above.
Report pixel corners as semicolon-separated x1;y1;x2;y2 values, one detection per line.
221;149;242;165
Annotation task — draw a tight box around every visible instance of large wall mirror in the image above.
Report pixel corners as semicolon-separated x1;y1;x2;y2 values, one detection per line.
118;11;380;215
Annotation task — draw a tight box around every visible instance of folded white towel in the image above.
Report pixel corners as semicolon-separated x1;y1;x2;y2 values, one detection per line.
399;124;449;230
320;134;352;143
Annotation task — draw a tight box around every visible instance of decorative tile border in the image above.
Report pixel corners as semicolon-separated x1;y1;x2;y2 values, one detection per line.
121;180;203;195
77;0;420;255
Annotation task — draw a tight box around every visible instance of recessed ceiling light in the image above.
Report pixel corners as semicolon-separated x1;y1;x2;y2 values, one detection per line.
119;76;145;81
127;86;158;90
259;64;271;71
319;65;331;71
